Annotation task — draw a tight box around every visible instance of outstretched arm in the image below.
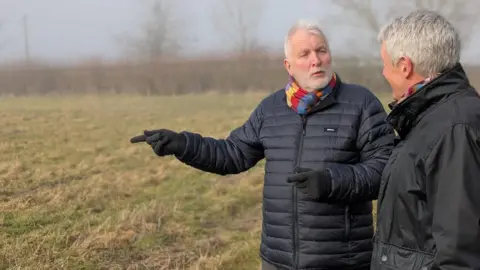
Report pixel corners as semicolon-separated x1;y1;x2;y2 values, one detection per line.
175;104;265;175
427;124;480;270
326;95;395;203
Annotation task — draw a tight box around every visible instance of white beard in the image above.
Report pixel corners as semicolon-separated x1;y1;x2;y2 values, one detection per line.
309;69;333;91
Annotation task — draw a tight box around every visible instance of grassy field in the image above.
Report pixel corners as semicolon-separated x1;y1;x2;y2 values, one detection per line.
0;92;390;270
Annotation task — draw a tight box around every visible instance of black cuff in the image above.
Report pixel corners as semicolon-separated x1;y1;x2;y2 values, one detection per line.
174;133;187;157
316;170;332;198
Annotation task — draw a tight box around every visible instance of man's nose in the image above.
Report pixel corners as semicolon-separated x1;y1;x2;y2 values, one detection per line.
310;53;321;66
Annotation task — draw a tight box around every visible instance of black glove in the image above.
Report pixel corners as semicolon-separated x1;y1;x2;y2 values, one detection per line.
287;167;332;200
130;129;186;157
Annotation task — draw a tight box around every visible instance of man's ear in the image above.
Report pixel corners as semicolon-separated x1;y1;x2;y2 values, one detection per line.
398;56;414;79
284;59;292;75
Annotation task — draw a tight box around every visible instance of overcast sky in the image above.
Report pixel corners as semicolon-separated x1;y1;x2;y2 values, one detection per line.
1;0;479;64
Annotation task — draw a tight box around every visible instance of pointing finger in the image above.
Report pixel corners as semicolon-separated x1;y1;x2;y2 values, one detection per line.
130;135;147;143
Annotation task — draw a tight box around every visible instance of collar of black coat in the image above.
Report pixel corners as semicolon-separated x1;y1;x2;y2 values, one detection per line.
301;73;342;116
386;62;472;139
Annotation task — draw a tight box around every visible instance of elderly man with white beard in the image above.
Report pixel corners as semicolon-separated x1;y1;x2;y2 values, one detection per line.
131;20;395;270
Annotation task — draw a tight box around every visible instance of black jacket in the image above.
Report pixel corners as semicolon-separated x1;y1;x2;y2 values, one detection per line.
371;63;480;270
175;75;394;269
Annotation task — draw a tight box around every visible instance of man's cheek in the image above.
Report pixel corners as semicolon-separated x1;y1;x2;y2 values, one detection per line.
321;55;332;66
294;60;310;69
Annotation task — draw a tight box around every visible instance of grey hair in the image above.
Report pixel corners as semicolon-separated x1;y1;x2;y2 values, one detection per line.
284;19;329;59
377;10;461;78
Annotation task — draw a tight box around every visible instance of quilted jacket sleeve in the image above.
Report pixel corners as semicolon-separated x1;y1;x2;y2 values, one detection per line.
174;103;265;175
326;94;395;203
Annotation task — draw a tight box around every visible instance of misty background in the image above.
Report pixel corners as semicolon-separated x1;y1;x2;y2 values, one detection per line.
2;0;480;63
0;0;479;95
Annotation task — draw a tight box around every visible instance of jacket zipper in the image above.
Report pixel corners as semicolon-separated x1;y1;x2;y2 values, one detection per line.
293;115;307;269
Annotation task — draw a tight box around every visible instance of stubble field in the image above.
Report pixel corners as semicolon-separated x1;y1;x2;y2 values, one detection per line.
0;92;389;270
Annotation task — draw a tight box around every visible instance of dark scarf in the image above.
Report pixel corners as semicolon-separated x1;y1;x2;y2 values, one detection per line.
285;73;337;114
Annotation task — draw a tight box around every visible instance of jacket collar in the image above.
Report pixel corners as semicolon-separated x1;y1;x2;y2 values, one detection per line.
387;63;472;138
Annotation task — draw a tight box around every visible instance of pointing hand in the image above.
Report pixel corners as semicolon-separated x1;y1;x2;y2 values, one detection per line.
130;129;186;157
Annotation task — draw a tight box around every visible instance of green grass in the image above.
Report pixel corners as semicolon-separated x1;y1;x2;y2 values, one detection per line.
0;92;390;269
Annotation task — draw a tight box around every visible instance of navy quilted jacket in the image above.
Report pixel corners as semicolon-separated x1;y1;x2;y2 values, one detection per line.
175;76;395;269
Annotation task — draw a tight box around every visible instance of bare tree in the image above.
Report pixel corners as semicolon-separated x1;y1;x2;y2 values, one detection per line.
211;0;266;57
117;0;185;62
326;0;480;57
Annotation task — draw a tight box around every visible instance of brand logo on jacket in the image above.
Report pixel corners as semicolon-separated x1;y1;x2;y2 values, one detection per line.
324;127;337;132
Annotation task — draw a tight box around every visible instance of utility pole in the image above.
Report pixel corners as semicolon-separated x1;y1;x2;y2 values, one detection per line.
22;14;30;63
